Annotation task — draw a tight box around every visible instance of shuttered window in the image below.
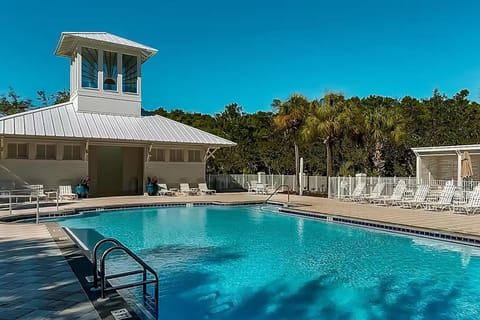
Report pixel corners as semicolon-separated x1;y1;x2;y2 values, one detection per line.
7;143;28;159
188;150;201;162
36;144;56;160
150;148;165;161
64;145;82;160
169;149;184;162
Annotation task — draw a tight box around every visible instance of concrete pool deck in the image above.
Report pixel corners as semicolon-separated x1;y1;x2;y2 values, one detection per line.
4;192;480;319
0;223;100;320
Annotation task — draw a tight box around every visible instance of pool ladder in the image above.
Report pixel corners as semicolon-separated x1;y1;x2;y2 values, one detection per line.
264;184;291;205
91;238;159;318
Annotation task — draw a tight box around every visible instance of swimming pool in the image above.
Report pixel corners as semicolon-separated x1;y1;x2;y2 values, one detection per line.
57;205;480;319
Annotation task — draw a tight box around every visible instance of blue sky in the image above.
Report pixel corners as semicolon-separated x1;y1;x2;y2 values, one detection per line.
0;0;479;114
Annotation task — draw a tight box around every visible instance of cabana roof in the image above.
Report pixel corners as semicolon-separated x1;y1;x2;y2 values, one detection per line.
0;102;236;147
412;144;480;156
412;144;480;185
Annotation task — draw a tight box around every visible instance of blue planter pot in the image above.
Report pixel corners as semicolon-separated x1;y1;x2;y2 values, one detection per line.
146;183;158;196
74;185;89;198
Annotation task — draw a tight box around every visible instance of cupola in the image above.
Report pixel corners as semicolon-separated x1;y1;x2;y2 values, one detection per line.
55;32;157;116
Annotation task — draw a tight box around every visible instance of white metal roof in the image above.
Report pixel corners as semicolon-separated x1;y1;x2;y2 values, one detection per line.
0;103;236;147
55;32;158;62
412;144;480;155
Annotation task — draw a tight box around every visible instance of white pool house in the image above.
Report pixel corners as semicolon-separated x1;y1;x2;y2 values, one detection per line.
0;32;235;197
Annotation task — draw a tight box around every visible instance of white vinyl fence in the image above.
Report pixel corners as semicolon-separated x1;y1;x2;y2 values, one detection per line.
328;176;480;200
207;174;328;193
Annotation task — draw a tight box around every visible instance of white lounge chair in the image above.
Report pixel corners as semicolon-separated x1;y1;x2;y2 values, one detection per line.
28;184;47;202
424;184;456;211
180;183;198;196
400;185;430;209
198;183;216;195
157;183;175;196
362;182;386;203
342;181;366;202
248;181;258;193
255;182;266;194
59;185;77;200
375;180;407;206
453;186;480;215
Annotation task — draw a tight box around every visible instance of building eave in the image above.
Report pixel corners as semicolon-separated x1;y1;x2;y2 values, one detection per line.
54;32;158;63
0;103;236;147
412;144;480;155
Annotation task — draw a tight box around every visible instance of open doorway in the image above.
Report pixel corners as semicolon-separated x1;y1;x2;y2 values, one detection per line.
88;146;144;197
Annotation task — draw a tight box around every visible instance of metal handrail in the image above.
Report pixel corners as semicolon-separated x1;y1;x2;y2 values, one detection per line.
264;184;291;204
92;238;123;287
92;238;159;318
0;186;60;221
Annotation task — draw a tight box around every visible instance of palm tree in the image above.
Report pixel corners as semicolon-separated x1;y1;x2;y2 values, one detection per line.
272;94;309;192
301;93;361;178
364;100;405;176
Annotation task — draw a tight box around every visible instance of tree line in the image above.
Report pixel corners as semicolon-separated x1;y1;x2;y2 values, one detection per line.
0;87;69;116
154;90;480;181
2;87;480;181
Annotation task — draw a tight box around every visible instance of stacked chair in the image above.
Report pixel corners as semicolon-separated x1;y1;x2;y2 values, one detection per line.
424;183;456;211
400;185;430;209
453;185;480;215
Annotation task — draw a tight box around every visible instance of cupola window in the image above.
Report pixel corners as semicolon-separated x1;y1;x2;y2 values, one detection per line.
122;54;138;93
103;51;118;91
81;47;98;88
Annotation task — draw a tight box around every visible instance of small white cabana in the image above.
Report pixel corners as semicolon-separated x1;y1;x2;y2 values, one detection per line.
412;144;480;186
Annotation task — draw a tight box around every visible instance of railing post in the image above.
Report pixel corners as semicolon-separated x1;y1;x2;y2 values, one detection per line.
143;269;147;304
9;191;12;215
154;278;159;318
349;176;352;196
100;254;107;298
328;177;331;199
36;195;40;224
337;177;340;199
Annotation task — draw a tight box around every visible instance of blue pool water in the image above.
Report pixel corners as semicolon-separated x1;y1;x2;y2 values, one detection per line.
56;205;480;320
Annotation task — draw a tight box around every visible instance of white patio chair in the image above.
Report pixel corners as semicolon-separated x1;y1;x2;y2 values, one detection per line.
453;185;480;215
248;181;258;193
59;185;77;200
180;183;198;196
28;184;47;202
424;184;456;211
375;180;407;206
400;185;430;209
362;182;386;203
198;183;216;195
342;181;366;202
256;182;266;194
157;183;175;196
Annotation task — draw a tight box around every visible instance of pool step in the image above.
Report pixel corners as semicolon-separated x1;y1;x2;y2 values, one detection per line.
197;291;234;315
144;293;156;313
209;301;234;315
197;291;220;302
